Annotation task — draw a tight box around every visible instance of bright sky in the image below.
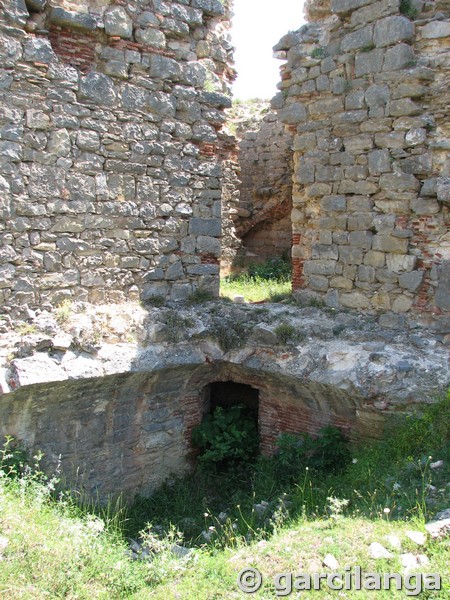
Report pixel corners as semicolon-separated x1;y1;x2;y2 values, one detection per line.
231;0;306;101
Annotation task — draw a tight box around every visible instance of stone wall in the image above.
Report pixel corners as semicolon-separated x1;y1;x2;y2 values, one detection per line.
273;0;450;313
0;0;234;312
1;299;449;499
221;101;294;269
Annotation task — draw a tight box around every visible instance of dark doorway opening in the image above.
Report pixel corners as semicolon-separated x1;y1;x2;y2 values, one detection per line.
207;381;259;421
193;381;261;469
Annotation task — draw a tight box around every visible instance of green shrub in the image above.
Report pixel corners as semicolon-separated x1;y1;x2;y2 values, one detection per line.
311;47;326;59
275;322;296;344
192;405;259;471
400;0;418;19
0;435;27;478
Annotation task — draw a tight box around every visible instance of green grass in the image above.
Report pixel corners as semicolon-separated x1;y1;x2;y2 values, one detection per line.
220;257;292;303
0;392;449;598
220;275;292;303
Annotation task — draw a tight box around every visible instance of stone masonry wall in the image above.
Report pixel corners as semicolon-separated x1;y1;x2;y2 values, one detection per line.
273;0;450;313
0;0;234;312
221;101;294;269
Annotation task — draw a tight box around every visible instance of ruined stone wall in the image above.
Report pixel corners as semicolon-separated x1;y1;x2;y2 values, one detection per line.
221;101;294;269
0;0;234;312
273;0;450;313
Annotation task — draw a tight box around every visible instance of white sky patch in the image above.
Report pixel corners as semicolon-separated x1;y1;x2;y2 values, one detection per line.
231;0;306;101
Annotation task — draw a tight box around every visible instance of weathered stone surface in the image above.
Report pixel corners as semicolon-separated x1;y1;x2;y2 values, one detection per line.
355;49;384;76
399;270;424;292
374;16;415;48
24;37;56;63
49;7;97;31
435;262;450;311
79;73;117;107
189;218;221;236
4;0;29;25
135;27;166;48
421;21;450;39
437;178;450;205
278;102;307;124
332;0;372;14
104;6;133;39
383;44;415;71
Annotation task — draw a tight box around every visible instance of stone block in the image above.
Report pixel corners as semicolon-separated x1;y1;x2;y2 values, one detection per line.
421;21;450;39
196;236;221;256
355;49;384;77
342;25;374;51
358;265;376;282
405;127;426;146
25;0;46;11
339;247;363;264
189;218;221;236
392;295;413;313
344;134;374;152
368;149;391;175
401;153;432;175
148;93;177;118
435;261;450;311
320;195;346;212
309;275;329;291
345;91;366;110
340;292;371;309
186;264;219;275
5;0;29;26
383;44;415;71
49;7;97;31
142;282;169;299
311;244;339;260
399;270;424;292
278;102;307;124
191;0;224;16
372;235;408;253
338;180;378;195
303;260;337;276
149;55;181;81
386;254;416;272
104;6;133;38
365;84;390;106
165;261;184;280
374;132;405;148
351;0;400;26
374;16;415;47
135;28;166;48
330;276;353;290
349;231;373;249
332;0;373;14
47;129;71;157
379;171;419;192
79;73;117;107
309;97;344;116
410;197;440;214
388;99;422;117
437;177;450;205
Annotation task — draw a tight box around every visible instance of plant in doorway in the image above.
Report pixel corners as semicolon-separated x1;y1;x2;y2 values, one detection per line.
192;404;259;471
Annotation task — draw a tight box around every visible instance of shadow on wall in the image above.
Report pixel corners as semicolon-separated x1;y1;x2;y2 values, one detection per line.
0;354;383;501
